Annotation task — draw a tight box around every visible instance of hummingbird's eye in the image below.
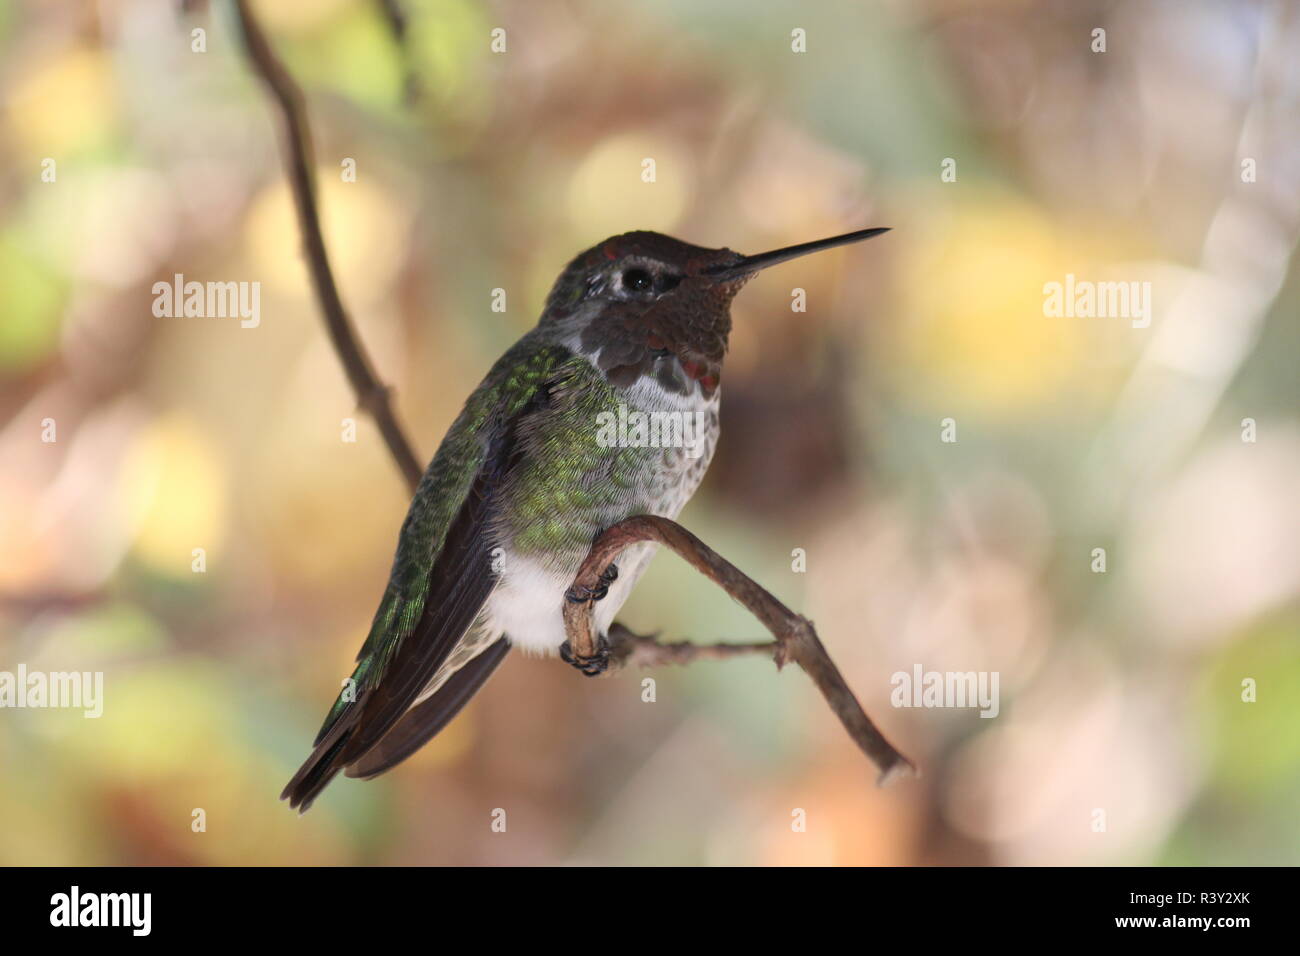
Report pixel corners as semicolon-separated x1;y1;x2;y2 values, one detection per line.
621;268;653;293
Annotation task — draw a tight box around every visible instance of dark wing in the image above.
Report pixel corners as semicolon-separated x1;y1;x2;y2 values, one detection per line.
282;342;576;813
281;441;505;812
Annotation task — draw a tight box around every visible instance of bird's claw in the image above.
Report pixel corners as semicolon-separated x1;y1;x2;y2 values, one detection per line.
559;634;611;677
564;563;619;604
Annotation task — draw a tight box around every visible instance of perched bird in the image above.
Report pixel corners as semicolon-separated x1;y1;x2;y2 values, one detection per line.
282;227;889;811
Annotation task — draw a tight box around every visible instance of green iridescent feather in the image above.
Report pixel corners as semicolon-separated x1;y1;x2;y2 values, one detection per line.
315;335;582;741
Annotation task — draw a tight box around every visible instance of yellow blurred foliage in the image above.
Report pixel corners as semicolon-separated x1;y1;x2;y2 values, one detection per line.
53;660;350;864
0;233;63;369
6;45;117;159
897;191;1085;413
251;0;356;33
566;134;691;238
406;0;492;128
252;384;405;588
118;414;227;578
244;174;408;306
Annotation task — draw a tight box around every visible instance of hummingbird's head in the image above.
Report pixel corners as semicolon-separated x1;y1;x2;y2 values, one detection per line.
543;227;889;397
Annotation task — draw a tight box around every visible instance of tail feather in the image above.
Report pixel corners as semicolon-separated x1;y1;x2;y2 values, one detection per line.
281;638;510;811
281;719;355;814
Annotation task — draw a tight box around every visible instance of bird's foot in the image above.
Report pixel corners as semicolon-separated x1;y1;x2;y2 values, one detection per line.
560;565;618;675
564;562;619;604
560;633;611;677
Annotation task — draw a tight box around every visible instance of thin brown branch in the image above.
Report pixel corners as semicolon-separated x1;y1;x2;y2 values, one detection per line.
566;517;914;784
233;0;423;492
607;623;774;668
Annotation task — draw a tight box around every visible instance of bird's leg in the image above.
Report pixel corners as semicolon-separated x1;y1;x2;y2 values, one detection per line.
560;563;618;676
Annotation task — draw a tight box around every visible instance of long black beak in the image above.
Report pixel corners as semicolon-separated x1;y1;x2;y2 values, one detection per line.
704;227;890;281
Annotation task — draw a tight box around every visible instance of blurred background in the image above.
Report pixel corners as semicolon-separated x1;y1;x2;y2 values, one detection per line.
1;0;1297;865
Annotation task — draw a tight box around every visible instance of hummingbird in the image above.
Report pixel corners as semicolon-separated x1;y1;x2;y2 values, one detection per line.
282;226;889;811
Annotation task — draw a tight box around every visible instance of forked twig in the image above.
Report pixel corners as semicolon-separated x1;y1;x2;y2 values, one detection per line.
564;516;913;783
